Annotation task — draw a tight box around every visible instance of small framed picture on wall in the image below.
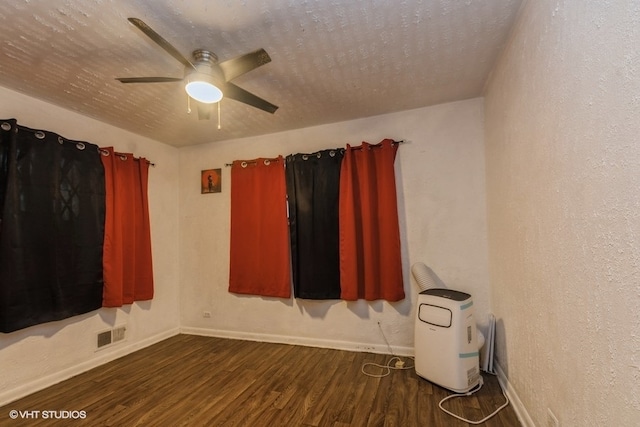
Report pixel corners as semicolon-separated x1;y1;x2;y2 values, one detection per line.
201;168;221;194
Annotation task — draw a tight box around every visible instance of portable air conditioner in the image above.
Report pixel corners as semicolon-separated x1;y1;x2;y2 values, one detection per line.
414;288;480;393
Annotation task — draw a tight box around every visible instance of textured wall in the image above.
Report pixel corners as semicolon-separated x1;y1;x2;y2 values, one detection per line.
179;98;491;354
0;86;181;405
484;0;640;425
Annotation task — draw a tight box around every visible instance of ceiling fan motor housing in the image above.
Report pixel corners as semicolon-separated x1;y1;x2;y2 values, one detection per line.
185;50;224;85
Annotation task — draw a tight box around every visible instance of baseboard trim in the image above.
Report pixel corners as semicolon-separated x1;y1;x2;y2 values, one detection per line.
495;361;534;427
0;327;180;407
180;327;414;357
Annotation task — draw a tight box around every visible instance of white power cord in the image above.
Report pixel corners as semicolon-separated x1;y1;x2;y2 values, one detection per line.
361;321;509;423
361;360;510;423
361;322;415;377
438;375;510;424
361;356;414;378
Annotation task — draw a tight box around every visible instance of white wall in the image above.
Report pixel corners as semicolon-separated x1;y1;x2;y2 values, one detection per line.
179;98;491;354
484;0;640;425
0;87;181;405
0;92;491;406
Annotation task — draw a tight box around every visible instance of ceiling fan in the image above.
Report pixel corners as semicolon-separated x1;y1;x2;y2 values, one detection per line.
116;18;278;119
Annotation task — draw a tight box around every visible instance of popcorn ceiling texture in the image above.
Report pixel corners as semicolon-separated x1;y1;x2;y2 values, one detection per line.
484;0;640;425
0;0;521;146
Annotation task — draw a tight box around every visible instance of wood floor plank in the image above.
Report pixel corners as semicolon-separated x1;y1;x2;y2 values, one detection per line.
0;334;521;426
275;348;343;426
316;352;366;426
383;367;412;426
195;344;294;426
300;349;346;426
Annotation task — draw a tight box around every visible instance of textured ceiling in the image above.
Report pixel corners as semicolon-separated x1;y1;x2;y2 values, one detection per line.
0;0;522;147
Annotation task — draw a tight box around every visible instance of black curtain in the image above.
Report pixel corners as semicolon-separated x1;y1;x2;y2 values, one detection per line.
0;119;105;333
285;149;343;299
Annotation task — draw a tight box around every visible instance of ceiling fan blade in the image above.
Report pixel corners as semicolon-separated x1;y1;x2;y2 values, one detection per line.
196;102;211;120
218;48;272;81
116;77;183;83
221;82;278;114
128;18;196;70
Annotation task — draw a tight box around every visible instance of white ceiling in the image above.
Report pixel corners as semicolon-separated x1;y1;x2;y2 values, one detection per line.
0;0;522;147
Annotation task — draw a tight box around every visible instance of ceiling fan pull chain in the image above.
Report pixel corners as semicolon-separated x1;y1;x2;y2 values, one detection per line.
187;94;192;114
217;102;221;130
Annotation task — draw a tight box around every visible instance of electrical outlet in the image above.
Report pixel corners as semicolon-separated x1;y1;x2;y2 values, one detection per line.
547;408;559;427
203;311;211;318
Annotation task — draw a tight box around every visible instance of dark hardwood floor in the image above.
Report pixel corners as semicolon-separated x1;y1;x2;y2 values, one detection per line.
1;334;520;426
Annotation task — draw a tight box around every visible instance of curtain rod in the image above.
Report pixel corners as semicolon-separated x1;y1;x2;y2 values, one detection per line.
3;123;156;167
224;140;406;167
98;148;155;167
349;139;406;150
225;157;282;167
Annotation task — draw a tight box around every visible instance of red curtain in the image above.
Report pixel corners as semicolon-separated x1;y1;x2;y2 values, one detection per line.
339;139;404;301
101;147;154;307
229;157;291;298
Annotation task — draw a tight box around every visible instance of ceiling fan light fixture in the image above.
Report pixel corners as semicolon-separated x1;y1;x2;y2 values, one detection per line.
117;20;277;113
185;72;223;104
